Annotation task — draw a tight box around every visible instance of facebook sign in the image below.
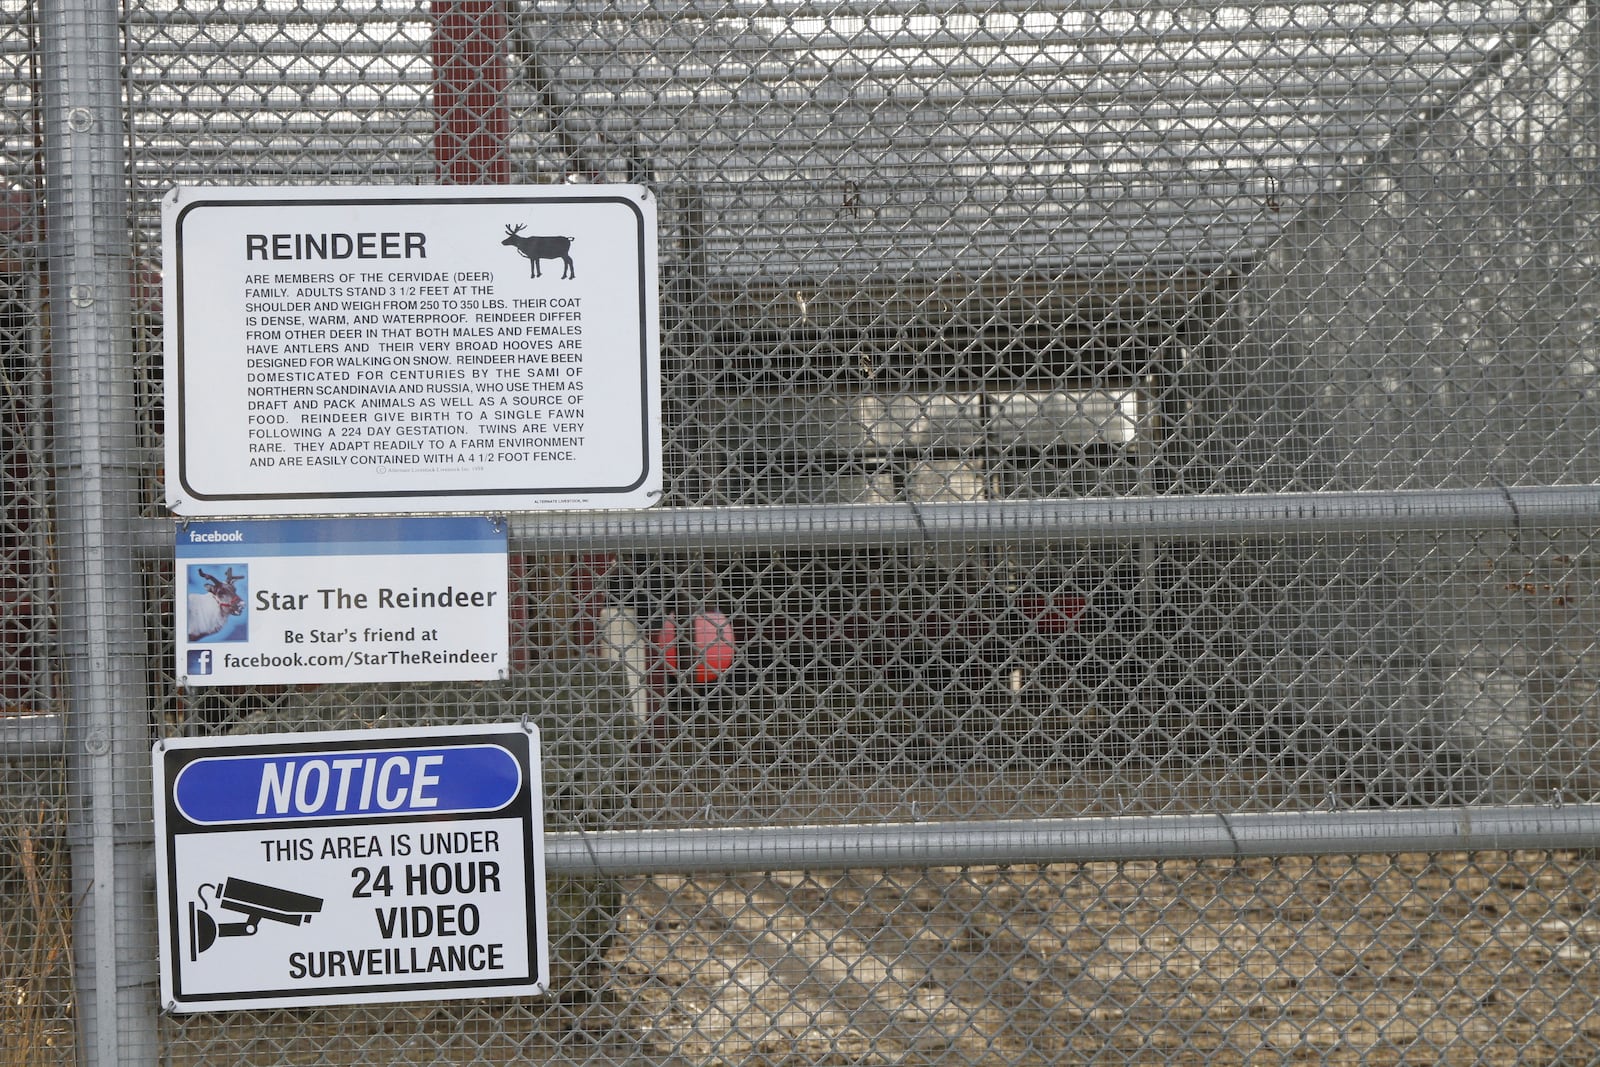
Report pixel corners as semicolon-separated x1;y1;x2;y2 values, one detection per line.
186;649;214;676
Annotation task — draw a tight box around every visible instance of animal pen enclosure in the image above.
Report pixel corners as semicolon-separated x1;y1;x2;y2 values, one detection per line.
5;0;1600;1063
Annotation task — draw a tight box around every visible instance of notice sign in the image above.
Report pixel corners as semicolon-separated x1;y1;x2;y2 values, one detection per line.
176;516;508;687
154;724;547;1012
162;184;660;516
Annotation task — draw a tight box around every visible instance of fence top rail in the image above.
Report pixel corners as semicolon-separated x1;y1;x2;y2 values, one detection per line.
141;486;1600;554
501;485;1600;547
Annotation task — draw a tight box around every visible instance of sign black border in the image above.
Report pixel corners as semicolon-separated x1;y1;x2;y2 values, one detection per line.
169;191;656;506
155;725;543;1011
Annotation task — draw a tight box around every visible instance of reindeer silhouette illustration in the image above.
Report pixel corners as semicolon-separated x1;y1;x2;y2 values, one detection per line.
501;225;575;280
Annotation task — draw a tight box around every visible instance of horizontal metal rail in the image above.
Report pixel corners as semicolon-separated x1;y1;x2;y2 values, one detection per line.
137;485;1600;555
0;712;63;757
124;99;1418;138
544;804;1600;875
504;485;1600;549
120;39;1503;82
534;22;1527;60
526;0;1549;26
117;0;1535;37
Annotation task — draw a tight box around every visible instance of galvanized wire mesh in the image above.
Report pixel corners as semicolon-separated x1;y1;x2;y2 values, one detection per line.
154;853;1600;1066
0;3;69;1062
1;0;1599;1062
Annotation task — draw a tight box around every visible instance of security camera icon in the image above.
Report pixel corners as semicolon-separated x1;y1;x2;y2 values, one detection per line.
188;877;324;961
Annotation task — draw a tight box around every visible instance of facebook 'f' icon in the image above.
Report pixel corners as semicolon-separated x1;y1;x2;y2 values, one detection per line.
186;649;213;677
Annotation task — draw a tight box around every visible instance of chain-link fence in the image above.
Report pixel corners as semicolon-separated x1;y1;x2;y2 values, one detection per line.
3;0;1600;1063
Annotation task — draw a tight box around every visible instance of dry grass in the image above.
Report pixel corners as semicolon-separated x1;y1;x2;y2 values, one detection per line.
0;792;74;1067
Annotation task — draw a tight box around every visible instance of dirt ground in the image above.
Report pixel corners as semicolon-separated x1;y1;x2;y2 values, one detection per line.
612;852;1600;1067
6;848;1595;1065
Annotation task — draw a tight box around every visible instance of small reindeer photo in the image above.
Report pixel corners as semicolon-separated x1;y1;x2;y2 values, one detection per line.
501;224;575;280
186;565;249;643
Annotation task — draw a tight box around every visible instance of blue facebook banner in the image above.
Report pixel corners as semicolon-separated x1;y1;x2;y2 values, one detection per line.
175;516;505;559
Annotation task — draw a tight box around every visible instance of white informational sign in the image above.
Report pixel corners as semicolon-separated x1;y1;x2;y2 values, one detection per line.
162;184;660;516
154;724;546;1013
176;516;508;687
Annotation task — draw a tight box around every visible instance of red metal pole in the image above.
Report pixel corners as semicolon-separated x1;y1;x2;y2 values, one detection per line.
431;0;511;185
433;3;611;659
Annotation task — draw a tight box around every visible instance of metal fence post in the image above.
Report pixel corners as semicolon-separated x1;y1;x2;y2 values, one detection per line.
39;0;159;1061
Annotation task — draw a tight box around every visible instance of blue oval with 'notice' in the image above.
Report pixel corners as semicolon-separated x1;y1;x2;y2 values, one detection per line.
173;744;522;825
